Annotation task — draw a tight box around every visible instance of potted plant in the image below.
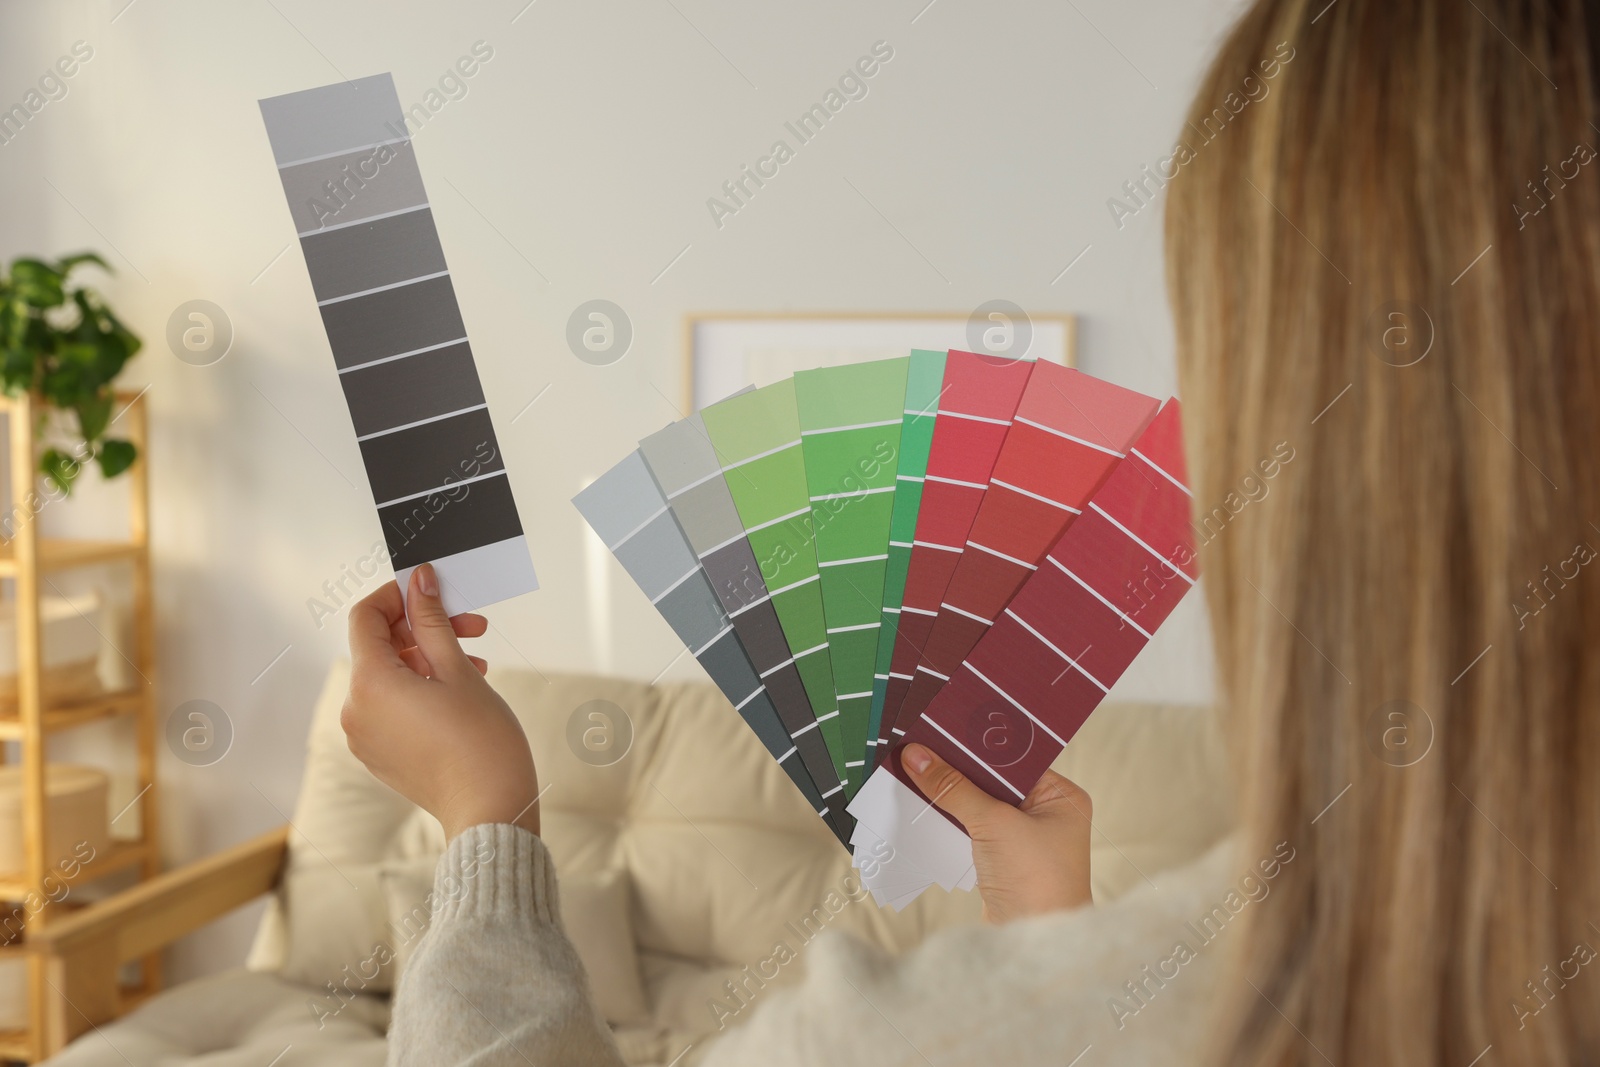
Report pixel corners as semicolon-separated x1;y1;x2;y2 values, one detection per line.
0;252;141;494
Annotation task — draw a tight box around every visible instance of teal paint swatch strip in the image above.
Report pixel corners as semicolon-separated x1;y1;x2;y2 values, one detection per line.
870;349;947;752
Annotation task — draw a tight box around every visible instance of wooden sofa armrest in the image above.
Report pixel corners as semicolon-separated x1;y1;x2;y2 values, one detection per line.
29;825;290;1055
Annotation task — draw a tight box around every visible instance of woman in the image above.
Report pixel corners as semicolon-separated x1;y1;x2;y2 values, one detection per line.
342;0;1600;1062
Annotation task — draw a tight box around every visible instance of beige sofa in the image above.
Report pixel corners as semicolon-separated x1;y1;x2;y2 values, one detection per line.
36;662;1232;1066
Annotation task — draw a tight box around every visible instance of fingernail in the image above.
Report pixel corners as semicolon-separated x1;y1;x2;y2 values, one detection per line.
902;744;932;774
416;563;438;597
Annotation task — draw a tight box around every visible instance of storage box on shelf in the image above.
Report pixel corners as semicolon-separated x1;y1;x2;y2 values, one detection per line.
0;390;158;1065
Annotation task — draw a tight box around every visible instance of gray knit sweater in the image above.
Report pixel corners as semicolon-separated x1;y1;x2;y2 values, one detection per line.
388;824;1241;1066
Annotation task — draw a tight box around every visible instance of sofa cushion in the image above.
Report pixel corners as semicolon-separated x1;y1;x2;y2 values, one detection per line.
247;661;1231;1047
43;970;387;1066
248;666;987;989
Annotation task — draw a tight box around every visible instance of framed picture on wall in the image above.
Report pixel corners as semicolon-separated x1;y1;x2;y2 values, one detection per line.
683;311;1078;412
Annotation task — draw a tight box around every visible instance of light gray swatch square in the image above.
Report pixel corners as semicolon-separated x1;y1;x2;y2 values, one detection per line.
277;142;428;234
572;452;661;549
260;72;405;165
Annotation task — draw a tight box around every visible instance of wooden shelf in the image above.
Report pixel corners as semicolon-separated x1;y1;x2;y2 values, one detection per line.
0;388;145;413
0;687;146;740
0;839;150;902
0;1027;32;1061
0;386;160;1059
0;539;142;577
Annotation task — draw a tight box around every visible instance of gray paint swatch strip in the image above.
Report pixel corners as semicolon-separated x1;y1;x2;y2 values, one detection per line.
261;72;526;578
638;417;853;834
574;453;847;845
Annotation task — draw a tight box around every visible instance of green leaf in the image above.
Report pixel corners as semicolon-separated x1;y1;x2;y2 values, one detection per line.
93;328;135;383
95;438;136;479
59;341;97;367
55;252;110;277
0;251;141;480
40;447;82;495
41;343;98;407
76;391;113;442
0;346;32;393
8;258;65;308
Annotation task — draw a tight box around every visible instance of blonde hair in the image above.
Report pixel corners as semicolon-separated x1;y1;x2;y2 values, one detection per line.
1166;0;1600;1063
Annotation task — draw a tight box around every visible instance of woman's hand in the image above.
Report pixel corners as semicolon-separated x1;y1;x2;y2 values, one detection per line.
341;564;541;841
901;743;1093;924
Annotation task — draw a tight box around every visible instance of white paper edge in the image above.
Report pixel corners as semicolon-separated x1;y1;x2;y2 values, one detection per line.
397;535;539;617
852;823;936;905
887;886;928;911
848;767;976;892
852;825;937;899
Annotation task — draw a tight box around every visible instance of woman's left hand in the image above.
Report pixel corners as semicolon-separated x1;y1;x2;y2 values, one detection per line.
901;743;1094;923
340;564;542;841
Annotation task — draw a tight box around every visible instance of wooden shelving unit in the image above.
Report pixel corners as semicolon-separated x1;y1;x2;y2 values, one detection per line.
0;389;158;1065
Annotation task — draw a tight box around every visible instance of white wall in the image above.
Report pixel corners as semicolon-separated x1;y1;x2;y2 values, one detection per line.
0;0;1237;980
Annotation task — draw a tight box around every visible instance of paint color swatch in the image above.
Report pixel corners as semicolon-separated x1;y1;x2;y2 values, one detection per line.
890;364;1160;734
795;358;909;788
868;349;947;756
259;72;536;615
879;352;1035;745
849;400;1194;902
638;415;852;838
890;400;1195;802
581;352;1197;905
573;452;846;844
702;381;848;784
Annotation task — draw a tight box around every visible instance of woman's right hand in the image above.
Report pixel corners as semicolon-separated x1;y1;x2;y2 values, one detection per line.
901;744;1094;924
341;565;542;842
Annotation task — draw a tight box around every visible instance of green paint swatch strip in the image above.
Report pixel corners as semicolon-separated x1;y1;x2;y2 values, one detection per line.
701;380;847;783
870;350;947;754
795;358;910;790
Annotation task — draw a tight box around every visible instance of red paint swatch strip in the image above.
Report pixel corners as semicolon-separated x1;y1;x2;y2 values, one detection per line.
887;365;1161;742
878;351;1035;746
888;400;1196;812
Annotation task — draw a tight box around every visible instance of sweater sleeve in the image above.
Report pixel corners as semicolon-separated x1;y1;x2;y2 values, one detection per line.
387;823;626;1067
390;824;1234;1067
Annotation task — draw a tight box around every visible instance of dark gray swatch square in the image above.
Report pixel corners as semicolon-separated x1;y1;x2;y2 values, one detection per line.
339;342;484;438
730;688;827;814
729;599;793;670
764;666;817;734
359;407;502;504
694;625;761;699
379;472;522;569
700;541;768;616
301;208;447;303
318;274;466;369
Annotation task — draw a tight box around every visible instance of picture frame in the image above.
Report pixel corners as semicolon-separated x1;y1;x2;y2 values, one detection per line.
683;311;1078;412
